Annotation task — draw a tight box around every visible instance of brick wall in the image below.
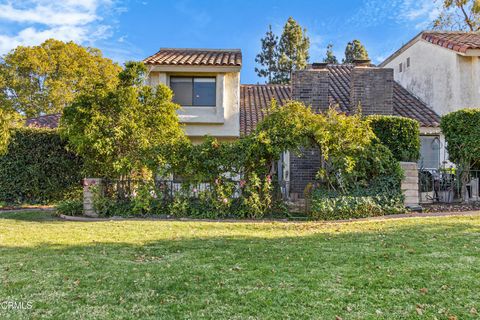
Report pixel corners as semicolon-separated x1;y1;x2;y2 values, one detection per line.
350;67;394;115
291;69;330;113
289;148;321;197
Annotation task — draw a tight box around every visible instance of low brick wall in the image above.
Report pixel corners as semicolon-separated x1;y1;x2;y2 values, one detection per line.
400;162;419;207
83;178;103;217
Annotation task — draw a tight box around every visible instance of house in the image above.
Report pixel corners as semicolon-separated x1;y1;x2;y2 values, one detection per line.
26;48;441;198
379;31;480;169
143;48;242;144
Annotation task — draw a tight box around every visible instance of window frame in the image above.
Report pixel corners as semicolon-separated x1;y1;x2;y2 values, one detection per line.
170;76;216;107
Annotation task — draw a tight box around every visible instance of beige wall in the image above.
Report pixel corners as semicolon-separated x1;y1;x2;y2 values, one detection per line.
147;66;241;141
383;40;480;116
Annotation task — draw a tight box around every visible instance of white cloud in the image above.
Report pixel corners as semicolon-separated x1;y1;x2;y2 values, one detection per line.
349;0;441;30
0;0;116;55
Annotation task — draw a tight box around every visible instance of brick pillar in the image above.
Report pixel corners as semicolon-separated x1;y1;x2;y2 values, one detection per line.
350;66;394;115
83;178;103;217
291;69;330;112
400;162;419;207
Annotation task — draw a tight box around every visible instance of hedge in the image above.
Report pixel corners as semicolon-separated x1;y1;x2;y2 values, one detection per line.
367;115;420;162
0;128;83;204
440;108;480;168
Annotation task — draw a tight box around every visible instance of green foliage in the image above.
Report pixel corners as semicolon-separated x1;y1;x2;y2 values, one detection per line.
343;40;369;64
0;128;83;204
433;0;480;31
255;18;310;84
310;170;405;220
60;62;187;178
367;115;421;162
0;108;18;155
323;43;338;64
276;17;310;83
55;199;83;216
441;108;480;168
0;39;121;117
313;108;376;191
255;25;279;83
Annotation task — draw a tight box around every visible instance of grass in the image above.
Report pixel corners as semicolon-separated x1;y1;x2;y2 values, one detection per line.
0;212;479;319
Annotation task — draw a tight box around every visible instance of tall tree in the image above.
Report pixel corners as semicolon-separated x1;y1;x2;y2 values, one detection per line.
60;62;187;178
255;25;279;83
323;43;339;64
433;0;480;31
343;40;369;64
0;39;122;118
276;17;310;84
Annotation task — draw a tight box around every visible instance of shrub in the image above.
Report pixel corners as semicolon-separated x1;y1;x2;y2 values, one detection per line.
310;186;406;221
55;199;83;216
0;128;83;204
367;115;420;162
441;108;480;201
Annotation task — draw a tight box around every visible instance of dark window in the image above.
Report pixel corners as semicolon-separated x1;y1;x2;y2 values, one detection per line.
399;63;403;73
170;77;216;106
419;136;441;169
406;57;410;67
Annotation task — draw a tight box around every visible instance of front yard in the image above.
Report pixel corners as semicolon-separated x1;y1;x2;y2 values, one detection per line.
0;212;479;319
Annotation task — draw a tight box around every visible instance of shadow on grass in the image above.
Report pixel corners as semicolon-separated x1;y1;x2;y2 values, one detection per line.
0;210;58;222
0;218;479;319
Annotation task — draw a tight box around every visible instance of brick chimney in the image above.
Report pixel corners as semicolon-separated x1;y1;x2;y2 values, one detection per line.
350;64;393;115
291;66;329;113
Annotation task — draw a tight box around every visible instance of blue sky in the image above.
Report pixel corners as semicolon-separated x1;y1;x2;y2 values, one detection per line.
0;0;441;83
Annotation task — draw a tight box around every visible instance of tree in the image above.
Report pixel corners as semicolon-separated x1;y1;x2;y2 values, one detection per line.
60;62;187;179
0;108;15;155
323;43;339;64
0;39;121;118
343;40;369;64
433;0;480;31
276;17;310;83
255;25;279;83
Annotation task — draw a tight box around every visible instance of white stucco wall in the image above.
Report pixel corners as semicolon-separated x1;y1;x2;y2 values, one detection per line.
147;67;240;141
383;40;480;116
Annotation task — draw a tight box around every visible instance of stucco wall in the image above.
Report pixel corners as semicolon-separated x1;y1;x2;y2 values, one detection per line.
383;40;480;116
147;69;240;140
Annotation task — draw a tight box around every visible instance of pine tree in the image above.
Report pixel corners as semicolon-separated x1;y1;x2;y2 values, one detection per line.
323;43;338;64
275;17;310;84
255;25;279;84
343;40;369;64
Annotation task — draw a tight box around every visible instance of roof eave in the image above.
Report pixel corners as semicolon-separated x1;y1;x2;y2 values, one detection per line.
378;31;424;67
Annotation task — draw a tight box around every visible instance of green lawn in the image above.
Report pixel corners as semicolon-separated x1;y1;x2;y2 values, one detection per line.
0;212;479;319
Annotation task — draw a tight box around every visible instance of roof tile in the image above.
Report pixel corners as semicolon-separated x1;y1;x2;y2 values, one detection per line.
422;31;480;53
144;48;242;66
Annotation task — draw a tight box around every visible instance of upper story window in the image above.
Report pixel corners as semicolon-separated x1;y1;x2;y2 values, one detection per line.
406;57;410;68
399;62;403;73
170;76;216;107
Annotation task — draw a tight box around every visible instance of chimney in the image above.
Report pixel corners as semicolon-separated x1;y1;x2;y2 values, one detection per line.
350;65;393;115
292;68;330;113
311;62;328;70
352;58;372;67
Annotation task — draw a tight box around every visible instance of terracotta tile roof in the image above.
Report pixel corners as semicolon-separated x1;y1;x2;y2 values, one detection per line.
144;48;242;66
240;84;291;135
422;31;480;54
240;65;440;135
25;113;61;129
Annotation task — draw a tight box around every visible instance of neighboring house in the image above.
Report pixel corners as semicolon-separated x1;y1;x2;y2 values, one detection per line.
379;31;480;169
26;48;441;198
